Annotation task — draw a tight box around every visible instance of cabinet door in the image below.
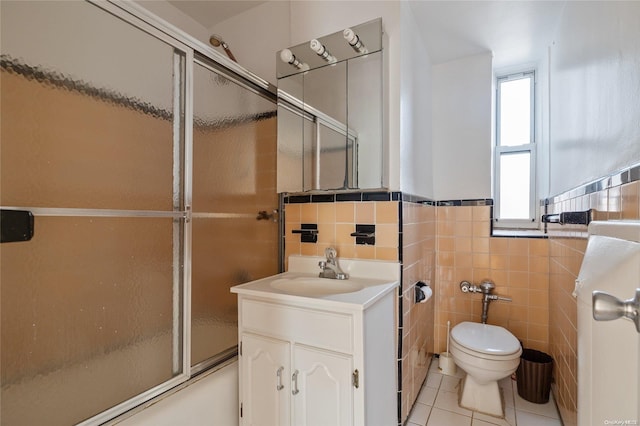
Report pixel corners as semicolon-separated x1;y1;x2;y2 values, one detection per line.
241;333;290;426
292;345;353;426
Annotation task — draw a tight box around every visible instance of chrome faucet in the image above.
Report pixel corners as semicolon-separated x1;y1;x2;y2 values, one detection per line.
318;247;348;280
460;279;512;324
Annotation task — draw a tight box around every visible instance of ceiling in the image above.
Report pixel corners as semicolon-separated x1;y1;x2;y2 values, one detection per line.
410;1;566;68
168;0;566;68
168;0;266;28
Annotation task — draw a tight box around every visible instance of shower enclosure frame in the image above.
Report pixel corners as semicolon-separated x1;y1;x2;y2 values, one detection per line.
1;1;279;424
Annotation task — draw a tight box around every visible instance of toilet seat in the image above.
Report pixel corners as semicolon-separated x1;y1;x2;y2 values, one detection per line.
451;322;521;356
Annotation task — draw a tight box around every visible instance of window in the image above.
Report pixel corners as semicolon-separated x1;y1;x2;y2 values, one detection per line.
494;71;537;228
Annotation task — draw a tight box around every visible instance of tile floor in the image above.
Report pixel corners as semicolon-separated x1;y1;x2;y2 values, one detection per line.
407;360;562;426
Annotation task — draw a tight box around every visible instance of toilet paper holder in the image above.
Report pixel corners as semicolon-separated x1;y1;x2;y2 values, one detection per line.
415;281;432;303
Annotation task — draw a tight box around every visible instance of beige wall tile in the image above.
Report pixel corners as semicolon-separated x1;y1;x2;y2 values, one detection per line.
455;206;473;221
299;203;317;224
530;238;549;256
455;237;472;252
317;202;335;224
472;237;490;253
353;244;375;259
376;201;398;223
335;224;354;246
355;202;375;223
376;247;398;261
438;237;455;252
489;237;509;254
377;224;399;248
316;223;335;245
490;254;508;270
472;205;492;221
285;203;301;222
621;181;640;219
335;202;355;223
300;243;317;256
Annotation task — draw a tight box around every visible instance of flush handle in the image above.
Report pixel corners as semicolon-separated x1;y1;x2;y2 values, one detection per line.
592;289;640;333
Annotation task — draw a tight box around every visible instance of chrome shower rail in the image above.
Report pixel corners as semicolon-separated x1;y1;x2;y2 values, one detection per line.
0;206;187;218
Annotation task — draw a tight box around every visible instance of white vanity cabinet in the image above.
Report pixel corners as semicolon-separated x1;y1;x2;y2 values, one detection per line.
233;270;397;426
241;331;353;426
240;333;291;426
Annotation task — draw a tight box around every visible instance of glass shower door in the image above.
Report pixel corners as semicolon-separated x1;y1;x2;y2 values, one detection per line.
190;58;279;371
0;1;187;424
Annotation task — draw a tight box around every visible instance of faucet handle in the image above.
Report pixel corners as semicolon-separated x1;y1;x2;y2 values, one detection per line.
325;247;337;260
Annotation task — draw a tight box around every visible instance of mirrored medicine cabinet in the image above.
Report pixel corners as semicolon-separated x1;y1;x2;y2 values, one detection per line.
276;18;385;193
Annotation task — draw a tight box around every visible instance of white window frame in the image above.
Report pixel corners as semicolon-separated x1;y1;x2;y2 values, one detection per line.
494;70;538;229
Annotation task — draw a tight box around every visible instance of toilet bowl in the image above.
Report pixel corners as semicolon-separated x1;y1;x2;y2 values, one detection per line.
449;321;521;418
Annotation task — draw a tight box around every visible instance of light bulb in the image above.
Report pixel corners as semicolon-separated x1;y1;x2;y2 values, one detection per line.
343;28;367;53
309;39;336;62
280;49;307;70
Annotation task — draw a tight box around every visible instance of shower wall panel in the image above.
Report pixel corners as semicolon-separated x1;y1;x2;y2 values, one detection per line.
191;61;278;368
0;70;174;210
0;67;181;425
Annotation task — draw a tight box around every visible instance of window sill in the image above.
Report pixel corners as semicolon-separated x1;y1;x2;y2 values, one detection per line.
492;228;547;238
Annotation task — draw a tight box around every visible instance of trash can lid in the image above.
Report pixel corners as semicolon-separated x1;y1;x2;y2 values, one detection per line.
451;322;521;355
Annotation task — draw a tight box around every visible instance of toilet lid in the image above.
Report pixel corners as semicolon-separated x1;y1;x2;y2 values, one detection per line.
451;322;521;355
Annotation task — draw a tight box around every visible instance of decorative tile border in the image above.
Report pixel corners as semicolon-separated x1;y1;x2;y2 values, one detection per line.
545;162;640;205
284;192;495;208
284;190;442;205
283;191;404;203
437;198;493;207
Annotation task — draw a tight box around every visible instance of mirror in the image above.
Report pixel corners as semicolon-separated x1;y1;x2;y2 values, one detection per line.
276;18;384;192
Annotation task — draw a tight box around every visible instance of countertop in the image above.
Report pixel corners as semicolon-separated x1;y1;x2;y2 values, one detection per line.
230;256;400;310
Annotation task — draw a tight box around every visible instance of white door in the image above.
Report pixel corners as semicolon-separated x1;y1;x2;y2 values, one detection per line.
292;345;353;426
576;221;640;425
241;333;290;426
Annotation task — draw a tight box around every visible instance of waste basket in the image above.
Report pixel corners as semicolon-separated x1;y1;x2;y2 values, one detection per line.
516;348;553;404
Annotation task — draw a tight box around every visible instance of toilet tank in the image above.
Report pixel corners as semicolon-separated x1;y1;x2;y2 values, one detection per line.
574;221;640;426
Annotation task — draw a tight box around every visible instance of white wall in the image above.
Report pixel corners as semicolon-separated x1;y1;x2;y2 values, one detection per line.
432;53;493;200
134;0;210;45
211;1;290;85
116;362;238;426
399;2;434;199
549;1;640;196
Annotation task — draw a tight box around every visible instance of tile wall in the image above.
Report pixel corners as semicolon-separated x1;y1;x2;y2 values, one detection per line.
434;204;550;354
280;168;640;426
283;199;400;264
546;176;640;426
282;194;437;425
399;201;436;422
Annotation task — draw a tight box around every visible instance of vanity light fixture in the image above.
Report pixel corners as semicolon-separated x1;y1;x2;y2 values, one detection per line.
343;28;367;53
279;49;308;70
310;39;336;62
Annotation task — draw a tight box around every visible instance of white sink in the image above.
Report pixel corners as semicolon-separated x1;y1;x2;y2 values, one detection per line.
231;256;400;308
270;276;364;296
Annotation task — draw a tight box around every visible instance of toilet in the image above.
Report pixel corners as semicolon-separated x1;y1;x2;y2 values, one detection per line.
449;321;522;418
